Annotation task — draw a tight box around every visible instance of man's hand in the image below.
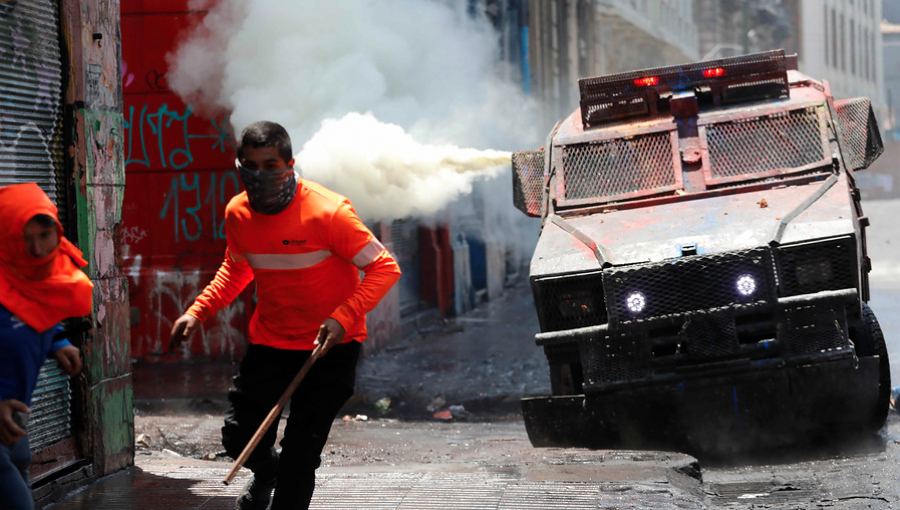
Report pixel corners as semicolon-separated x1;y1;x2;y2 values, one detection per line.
313;318;346;355
169;314;201;351
0;399;29;446
55;345;82;376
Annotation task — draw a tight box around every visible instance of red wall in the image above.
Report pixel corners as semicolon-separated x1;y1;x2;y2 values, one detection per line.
122;1;251;361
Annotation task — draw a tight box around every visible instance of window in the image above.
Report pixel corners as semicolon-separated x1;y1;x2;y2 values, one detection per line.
825;3;830;66
840;13;845;71
831;9;838;68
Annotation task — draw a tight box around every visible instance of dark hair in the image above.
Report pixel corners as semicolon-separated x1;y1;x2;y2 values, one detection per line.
30;214;57;228
237;121;293;164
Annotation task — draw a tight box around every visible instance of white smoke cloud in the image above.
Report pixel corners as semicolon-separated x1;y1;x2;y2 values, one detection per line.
167;0;542;221
298;112;511;220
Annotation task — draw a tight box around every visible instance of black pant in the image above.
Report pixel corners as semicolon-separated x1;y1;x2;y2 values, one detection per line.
222;341;360;510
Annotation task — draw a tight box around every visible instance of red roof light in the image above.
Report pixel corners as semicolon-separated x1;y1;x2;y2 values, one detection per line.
703;67;727;78
634;76;659;87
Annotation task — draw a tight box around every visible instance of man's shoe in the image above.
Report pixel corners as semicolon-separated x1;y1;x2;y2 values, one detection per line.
234;474;277;510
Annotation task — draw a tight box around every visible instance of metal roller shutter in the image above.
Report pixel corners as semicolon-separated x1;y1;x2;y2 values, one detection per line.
0;0;75;458
391;219;423;316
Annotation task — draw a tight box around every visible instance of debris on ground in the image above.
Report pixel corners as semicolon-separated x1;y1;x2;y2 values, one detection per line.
448;405;468;420
758;198;768;208
375;397;391;414
426;396;446;413
342;414;369;422
433;410;453;420
136;434;152;448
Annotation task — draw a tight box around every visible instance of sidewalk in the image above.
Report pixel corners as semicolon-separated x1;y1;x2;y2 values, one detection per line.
48;423;705;510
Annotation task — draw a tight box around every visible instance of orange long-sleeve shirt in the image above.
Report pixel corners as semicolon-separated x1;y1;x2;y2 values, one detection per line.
186;178;401;350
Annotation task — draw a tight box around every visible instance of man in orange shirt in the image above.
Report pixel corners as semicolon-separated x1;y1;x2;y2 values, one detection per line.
169;121;401;510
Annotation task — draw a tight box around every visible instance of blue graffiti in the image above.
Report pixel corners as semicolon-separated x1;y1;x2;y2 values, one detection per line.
124;103;235;170
159;171;240;242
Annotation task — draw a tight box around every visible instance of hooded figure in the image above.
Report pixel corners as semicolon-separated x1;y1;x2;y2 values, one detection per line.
0;183;92;510
0;183;93;332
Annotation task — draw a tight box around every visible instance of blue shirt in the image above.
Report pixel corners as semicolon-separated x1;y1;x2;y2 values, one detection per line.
0;304;71;406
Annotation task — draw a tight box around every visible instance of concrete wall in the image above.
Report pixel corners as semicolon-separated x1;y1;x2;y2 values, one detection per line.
60;0;133;477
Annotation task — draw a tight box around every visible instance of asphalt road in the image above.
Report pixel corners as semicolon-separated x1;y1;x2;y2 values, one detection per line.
109;198;900;510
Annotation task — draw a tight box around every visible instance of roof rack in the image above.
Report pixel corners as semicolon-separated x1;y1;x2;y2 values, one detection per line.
578;50;790;128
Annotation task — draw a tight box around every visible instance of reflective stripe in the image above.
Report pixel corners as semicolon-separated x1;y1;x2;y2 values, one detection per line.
351;238;386;268
245;250;332;270
227;248;248;264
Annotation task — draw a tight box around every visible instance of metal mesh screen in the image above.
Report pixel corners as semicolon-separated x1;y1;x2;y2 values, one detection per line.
531;272;607;333
834;97;884;170
580;333;650;385
680;312;739;359
603;248;775;324
561;131;677;203
784;304;847;356
775;238;857;297
705;107;826;181
512;149;544;217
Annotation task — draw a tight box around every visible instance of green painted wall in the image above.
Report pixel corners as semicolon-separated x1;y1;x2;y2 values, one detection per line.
63;0;133;476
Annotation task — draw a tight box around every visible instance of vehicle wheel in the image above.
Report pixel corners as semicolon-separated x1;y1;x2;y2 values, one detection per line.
852;303;891;431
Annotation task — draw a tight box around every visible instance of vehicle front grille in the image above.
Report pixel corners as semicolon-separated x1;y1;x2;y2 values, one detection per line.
580;333;651;385
532;271;607;333
783;303;847;355
561;130;679;203
705;106;826;181
775;237;857;297
603;248;775;324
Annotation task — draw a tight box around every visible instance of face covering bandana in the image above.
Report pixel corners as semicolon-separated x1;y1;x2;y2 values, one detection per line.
236;159;298;215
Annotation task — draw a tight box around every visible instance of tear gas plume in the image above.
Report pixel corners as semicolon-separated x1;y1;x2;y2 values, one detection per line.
299;113;511;220
168;0;541;221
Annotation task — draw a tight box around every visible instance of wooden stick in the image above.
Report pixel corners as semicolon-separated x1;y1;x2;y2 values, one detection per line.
223;343;325;484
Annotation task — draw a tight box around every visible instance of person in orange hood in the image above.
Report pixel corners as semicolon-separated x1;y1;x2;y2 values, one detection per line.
169;121;401;510
0;183;93;510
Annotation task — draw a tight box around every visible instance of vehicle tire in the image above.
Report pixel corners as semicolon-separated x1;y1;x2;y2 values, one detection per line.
852;303;891;432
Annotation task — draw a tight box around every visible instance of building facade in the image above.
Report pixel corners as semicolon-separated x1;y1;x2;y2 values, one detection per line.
0;0;132;505
526;0;700;125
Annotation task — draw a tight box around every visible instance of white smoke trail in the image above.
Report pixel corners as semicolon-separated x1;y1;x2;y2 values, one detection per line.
168;0;540;220
298;112;511;220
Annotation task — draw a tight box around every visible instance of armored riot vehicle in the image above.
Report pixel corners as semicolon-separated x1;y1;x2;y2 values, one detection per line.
513;50;889;457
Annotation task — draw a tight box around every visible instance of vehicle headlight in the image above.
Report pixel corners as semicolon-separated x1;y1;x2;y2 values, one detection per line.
626;291;646;313
736;274;757;296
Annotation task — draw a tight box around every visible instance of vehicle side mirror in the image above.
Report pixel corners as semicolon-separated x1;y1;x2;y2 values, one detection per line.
834;97;884;171
512;149;545;217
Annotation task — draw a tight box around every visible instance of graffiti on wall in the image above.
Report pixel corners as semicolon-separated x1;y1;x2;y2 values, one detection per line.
159;171;240;242
135;269;246;360
120;17;249;360
124;101;235;170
